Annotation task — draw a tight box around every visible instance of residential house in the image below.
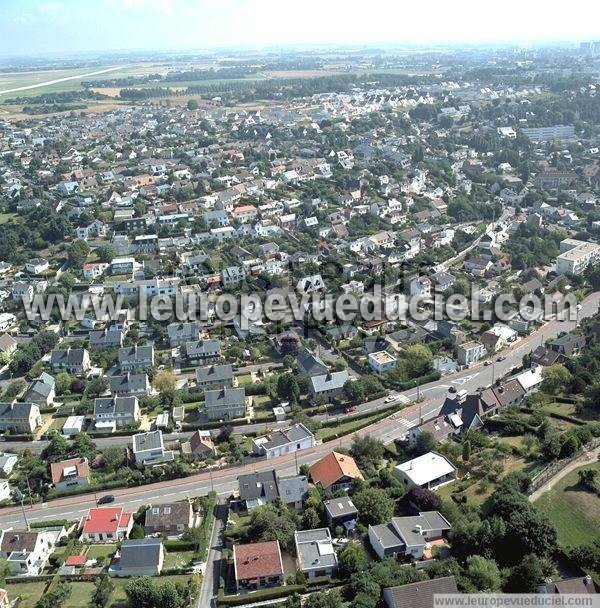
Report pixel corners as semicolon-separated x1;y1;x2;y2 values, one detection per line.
237;470;279;512
0;402;42;434
0;453;18;476
252;423;316;459
80;507;134;542
144;501;194;535
0;334;17;358
369;511;452;561
538;575;596;594
167;322;200;347
185;430;216;461
50;348;91;376
195;364;233;390
118;345;154;372
23;372;55;406
295;528;338;579
324;497;359;531
368;351;397;374
89;327;124;351
109;538;164;578
50;457;90;491
184;339;221;364
109;373;150;397
93;396;140;431
457;341;485;366
309;451;364;492
132;431;174;466
548;334;586;357
62;415;86;436
204;387;246;421
277;475;309;511
383;576;459;608
297;348;328;377
233;540;284;592
393;452;456;490
0;530;55;576
308;370;349;403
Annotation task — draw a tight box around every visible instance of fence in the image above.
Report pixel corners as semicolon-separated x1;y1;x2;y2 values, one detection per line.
528;437;600;495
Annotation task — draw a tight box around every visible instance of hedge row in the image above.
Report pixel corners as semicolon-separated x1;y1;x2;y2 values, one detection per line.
197;490;218;561
217;584;305;606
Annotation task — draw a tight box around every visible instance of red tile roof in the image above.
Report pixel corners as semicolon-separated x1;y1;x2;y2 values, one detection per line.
65;554;86;567
309;451;363;489
82;507;131;535
50;457;89;485
234;541;283;581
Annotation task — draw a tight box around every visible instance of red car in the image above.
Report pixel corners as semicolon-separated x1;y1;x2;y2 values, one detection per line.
344;406;356;414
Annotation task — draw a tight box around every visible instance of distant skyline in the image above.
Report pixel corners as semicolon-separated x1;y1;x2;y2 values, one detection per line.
1;0;600;58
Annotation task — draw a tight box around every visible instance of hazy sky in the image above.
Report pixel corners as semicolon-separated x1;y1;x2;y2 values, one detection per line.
1;0;599;57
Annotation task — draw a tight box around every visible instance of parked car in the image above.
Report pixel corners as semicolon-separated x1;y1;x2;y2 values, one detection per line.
344;406;356;413
98;494;115;505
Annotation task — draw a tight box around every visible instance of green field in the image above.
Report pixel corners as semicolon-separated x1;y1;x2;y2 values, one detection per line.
535;461;600;546
3;581;48;608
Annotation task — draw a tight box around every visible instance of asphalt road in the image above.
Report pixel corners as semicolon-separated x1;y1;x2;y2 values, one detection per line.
0;291;597;529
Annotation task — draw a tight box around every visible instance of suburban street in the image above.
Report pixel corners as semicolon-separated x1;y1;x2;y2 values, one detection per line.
0;291;597;529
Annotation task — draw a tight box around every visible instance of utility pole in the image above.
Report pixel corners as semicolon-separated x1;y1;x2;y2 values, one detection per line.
20;498;29;531
294;451;299;476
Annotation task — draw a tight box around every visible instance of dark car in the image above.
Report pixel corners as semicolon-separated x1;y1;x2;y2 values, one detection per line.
97;494;115;505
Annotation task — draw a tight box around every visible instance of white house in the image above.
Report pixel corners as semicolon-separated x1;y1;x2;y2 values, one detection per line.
392;452;456;490
368;351;397;374
252;423;316;459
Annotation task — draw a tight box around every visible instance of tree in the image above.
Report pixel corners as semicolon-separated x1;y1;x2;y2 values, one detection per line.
187;99;199;110
41;431;70;462
302;507;321;530
277;373;300;403
91;576;114;608
35;582;71;608
541;365;572;395
129;523;145;539
88;376;108;396
338;542;367;578
403;344;434;378
404;485;442;512
344;380;365;404
414;431;437;456
101;446;126;472
68;239;90;266
462;439;471;462
350;435;384;475
559;435;580;458
353;487;395;525
304;590;344;608
247;503;298;552
465;555;502;591
578;468;599;493
55;372;72;395
153;369;177;393
125;577;157;608
95;244;116;263
505;554;547;592
73;432;96;460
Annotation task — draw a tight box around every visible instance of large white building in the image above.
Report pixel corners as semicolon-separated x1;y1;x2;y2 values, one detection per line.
556;239;600;275
521;125;576;142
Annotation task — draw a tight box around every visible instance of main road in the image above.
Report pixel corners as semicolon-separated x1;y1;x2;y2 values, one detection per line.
0;291;597;529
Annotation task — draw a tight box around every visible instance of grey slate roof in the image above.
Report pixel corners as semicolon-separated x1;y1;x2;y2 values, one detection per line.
118;345;154;365
295;528;337;572
259;423;313;451
204;387;245;409
297;347;328;377
324;497;358;520
50;348;88;366
119;538;162;569
237;470;279;502
277;475;308;505
110;373;149;394
0;402;37;420
196;364;232;384
93;396;138;417
310;370;349;393
133;431;163;452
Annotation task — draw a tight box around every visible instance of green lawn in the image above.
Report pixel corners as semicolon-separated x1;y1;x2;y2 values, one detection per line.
87;543;117;560
0;212;17;225
236;374;253;386
163;550;196;569
64;582;95;608
535;461;600;547
3;581;48;608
